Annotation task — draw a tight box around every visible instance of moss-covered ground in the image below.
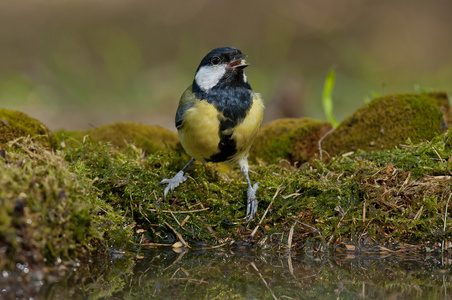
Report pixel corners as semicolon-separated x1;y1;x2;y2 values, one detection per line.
59;132;451;253
322;92;446;156
0;138;135;272
1;92;452;286
53;121;179;153
0;108;52;148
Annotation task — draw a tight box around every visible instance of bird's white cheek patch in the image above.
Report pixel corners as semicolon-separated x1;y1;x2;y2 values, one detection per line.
195;64;226;91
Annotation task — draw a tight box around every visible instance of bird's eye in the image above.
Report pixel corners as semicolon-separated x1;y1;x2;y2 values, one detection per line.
211;56;221;65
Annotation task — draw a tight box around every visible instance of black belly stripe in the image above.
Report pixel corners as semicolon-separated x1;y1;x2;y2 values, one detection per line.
207;121;238;162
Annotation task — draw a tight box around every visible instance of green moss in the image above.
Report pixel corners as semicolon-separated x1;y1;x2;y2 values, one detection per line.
0;138;135;271
58;130;452;251
0;108;52;148
1;128;451;282
54;121;180;153
322;93;445;157
427;91;451;126
250;118;332;164
1;100;452;282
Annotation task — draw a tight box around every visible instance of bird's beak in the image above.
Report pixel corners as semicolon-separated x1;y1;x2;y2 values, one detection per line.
227;54;249;70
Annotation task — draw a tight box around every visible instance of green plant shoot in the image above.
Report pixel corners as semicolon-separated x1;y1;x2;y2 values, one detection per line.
322;69;339;128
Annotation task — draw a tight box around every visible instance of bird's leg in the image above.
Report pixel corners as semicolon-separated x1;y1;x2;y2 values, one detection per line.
238;157;259;223
159;158;194;200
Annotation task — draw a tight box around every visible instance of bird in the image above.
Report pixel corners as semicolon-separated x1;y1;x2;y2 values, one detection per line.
159;46;265;223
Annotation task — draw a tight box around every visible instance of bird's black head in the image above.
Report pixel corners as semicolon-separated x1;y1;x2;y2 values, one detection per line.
193;47;251;93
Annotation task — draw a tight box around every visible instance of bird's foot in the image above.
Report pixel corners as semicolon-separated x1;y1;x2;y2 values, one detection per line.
159;171;187;200
246;182;260;223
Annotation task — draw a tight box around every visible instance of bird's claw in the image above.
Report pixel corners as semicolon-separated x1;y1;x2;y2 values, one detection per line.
246;182;260;223
159;171;187;200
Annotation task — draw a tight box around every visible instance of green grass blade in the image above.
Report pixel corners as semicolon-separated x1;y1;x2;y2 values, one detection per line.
322;69;339;128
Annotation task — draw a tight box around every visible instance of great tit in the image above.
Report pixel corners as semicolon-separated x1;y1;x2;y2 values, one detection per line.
160;47;265;222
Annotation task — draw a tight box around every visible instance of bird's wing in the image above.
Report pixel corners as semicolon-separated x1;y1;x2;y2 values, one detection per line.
175;85;197;129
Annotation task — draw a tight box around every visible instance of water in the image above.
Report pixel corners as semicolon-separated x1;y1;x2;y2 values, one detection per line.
2;248;451;299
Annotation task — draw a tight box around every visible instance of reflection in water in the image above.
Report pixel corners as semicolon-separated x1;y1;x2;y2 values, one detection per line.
2;248;452;299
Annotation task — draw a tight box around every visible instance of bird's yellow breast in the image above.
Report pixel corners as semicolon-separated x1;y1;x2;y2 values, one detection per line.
177;99;221;162
178;93;264;164
229;93;264;163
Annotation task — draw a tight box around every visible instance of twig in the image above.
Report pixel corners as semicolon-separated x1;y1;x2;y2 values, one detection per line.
180;215;190;228
362;200;366;222
164;221;188;247
442;192;452;253
296;221;318;233
250;201;273;238
335;206;349;228
318;127;335;160
163;249;187;271
147;207;210;213
432;146;445;163
257;235;268;248
250;262;277;300
414;205;424;220
170;278;208;284
139;204;155;225
444;193;451;232
287;254;294;277
251;180;294;238
199;218;216;237
296;220;326;247
170;210;182;227
288;223;295;250
140;242;173;247
426;175;452;180
196;242;231;249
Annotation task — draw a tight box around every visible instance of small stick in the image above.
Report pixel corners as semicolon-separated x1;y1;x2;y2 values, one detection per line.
288;223;295;250
164;221;188;247
250;262;277;300
414;205;424;220
287;254;294;277
251;180;294;238
318;127;335;160
170;210;182;227
147;208;210;213
442;192;452;253
141;243;173;247
180;215;190;228
363;200;366;222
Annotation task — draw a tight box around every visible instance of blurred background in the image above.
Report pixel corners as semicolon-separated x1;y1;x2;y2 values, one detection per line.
0;0;451;131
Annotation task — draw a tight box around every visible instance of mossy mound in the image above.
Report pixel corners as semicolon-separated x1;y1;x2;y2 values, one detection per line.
0;108;51;148
2;102;452;285
60;131;452;252
0;138;135;273
322;93;445;157
55;121;179;153
2;130;452;282
428;91;451;126
250;118;332;164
